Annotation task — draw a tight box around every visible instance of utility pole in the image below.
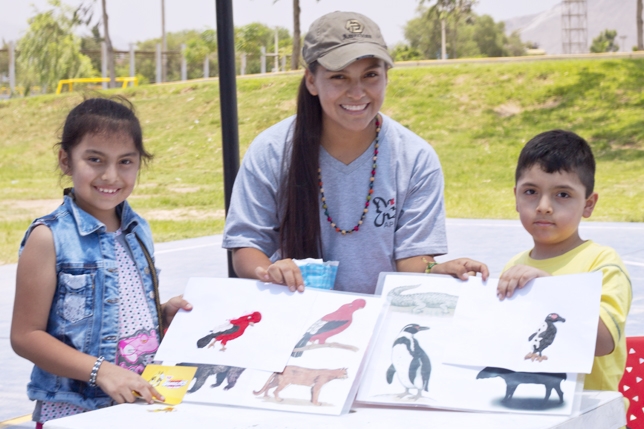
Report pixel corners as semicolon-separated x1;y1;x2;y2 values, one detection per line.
291;0;300;70
9;41;15;95
161;0;167;82
638;0;643;50
215;0;241;278
102;0;116;88
274;28;279;72
129;43;135;83
441;18;447;59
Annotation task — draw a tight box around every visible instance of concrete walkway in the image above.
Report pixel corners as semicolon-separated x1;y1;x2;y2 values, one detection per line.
1;218;643;426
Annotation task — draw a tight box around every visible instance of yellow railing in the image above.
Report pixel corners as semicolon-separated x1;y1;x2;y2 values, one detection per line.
56;77;138;94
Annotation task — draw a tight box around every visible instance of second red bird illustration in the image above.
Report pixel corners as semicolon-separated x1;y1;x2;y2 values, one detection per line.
292;299;366;357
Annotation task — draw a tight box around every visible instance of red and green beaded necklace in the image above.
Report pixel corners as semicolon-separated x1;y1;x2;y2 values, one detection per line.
318;116;381;235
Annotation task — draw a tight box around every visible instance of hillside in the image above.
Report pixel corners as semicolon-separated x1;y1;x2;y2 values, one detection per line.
504;0;637;54
0;57;643;264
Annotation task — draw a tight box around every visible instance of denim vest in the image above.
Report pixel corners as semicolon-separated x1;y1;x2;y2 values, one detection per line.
20;190;160;410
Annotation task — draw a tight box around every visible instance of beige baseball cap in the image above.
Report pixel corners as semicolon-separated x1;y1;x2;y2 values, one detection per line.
302;11;394;71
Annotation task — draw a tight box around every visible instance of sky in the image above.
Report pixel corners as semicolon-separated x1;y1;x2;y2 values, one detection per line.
0;0;562;50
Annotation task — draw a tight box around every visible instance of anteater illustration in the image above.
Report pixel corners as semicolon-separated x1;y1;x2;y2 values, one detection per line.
476;367;566;403
177;362;245;393
387;285;458;314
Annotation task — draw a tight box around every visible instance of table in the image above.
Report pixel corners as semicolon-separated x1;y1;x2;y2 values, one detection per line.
46;390;625;429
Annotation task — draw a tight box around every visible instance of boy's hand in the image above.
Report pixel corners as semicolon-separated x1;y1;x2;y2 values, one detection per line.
255;259;305;292
162;295;193;326
497;265;550;300
96;361;164;404
432;258;490;281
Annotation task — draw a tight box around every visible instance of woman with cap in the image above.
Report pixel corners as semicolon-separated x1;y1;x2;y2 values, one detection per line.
223;11;488;294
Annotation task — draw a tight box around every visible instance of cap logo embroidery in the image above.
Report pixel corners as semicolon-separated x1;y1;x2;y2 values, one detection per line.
345;19;364;34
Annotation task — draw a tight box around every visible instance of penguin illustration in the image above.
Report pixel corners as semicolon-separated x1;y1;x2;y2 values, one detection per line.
386;324;431;399
525;313;566;362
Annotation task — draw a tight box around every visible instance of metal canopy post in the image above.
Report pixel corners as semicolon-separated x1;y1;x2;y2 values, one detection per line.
215;0;241;278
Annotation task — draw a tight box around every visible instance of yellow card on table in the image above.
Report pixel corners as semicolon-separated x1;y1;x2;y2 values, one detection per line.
140;364;197;405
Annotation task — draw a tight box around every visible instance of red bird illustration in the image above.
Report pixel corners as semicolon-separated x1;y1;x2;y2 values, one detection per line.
197;311;262;351
291;298;366;357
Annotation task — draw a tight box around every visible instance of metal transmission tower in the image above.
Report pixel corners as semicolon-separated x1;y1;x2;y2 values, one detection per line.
562;0;588;54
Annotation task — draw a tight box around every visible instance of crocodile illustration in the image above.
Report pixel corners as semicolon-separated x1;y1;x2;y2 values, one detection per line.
387;285;458;314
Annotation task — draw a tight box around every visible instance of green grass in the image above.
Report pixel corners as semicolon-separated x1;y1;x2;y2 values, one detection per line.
1;58;643;264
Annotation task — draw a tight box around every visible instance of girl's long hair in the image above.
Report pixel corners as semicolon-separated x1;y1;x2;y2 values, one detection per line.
279;63;323;259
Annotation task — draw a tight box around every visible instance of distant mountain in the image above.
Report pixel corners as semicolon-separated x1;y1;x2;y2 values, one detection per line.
503;0;637;55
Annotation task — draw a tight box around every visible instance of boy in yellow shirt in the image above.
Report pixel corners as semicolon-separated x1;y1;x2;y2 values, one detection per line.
497;129;631;392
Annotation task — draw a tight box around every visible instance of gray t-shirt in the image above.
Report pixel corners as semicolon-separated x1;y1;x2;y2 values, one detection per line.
223;114;447;294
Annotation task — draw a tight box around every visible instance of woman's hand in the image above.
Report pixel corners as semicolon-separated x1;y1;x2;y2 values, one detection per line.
162;295;193;326
497;265;550;300
96;361;164;404
431;258;490;281
256;259;305;292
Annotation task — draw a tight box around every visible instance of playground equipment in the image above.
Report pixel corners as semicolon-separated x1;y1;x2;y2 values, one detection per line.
55;77;138;95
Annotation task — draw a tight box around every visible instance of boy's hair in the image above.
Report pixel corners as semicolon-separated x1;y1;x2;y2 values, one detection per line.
515;130;595;197
57;96;153;164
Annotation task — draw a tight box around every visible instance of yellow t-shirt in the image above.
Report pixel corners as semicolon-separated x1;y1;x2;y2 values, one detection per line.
504;240;632;392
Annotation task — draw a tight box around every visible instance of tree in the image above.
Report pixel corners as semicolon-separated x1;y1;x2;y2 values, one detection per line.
273;0;318;71
17;0;95;93
505;31;527;57
402;9;522;59
473;15;505;57
183;29;217;77
236;23;291;74
134;30;213;82
80;24;103;75
420;0;477;59
590;29;619;53
391;43;423;62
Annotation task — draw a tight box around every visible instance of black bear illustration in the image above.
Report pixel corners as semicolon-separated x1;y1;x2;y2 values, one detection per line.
177;362;245;393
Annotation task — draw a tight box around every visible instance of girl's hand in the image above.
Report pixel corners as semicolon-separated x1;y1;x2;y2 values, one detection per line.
497;265;550;300
431;258;490;281
255;259;305;292
162;295;193;326
96;361;164;404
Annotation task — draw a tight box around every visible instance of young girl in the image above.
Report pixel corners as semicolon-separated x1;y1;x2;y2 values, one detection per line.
223;11;488;294
10;97;192;427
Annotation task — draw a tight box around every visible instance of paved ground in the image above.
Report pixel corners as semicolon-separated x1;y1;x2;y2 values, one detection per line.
1;218;642;426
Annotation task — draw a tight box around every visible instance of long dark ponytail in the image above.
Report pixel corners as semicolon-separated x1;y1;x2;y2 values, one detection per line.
279;63;323;259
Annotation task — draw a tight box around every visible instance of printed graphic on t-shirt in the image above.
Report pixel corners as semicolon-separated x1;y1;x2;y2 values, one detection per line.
116;327;159;374
373;197;396;228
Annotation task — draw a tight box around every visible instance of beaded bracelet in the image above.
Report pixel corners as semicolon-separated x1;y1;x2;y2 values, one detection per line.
88;356;105;388
422;257;438;274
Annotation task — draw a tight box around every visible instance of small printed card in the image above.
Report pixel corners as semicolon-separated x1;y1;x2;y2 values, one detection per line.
140;364;198;405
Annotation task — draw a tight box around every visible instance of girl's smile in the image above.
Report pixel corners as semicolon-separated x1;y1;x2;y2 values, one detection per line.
305;57;387;136
59;131;140;231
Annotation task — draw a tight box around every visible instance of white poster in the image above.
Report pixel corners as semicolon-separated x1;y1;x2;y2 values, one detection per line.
357;273;582;416
157;278;386;415
443;272;602;373
155;278;317;372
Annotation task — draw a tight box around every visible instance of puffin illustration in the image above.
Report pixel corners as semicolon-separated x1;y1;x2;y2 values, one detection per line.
291;298;366;357
525;313;566;362
386;324;431;399
197;311;262;351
